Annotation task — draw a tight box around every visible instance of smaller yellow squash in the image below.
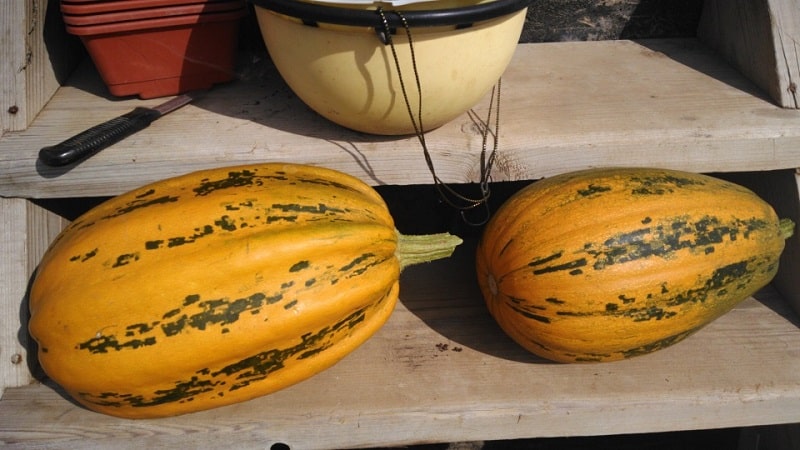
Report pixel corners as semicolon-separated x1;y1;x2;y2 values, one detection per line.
476;167;794;363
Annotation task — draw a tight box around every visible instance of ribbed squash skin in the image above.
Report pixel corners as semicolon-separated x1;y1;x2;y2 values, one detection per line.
476;167;793;363
29;163;453;418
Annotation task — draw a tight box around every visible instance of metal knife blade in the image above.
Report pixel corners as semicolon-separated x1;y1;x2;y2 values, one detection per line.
38;92;199;167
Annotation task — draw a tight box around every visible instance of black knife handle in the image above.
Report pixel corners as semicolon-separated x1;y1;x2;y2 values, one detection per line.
38;107;162;167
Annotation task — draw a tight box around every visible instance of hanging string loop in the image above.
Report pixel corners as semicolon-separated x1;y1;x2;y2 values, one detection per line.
376;7;502;226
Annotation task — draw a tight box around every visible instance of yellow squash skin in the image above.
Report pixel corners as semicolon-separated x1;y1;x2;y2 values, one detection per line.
476;167;794;363
29;163;460;418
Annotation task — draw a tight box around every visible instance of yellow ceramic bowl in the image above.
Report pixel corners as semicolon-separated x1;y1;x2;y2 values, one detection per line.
252;0;528;135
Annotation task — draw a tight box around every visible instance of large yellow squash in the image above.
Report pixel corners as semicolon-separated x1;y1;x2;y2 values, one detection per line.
476;167;793;363
29;163;461;418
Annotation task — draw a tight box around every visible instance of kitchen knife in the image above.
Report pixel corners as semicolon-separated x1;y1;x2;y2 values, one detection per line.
38;92;199;167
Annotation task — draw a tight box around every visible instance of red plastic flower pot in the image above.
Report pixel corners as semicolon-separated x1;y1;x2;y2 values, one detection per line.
65;8;246;98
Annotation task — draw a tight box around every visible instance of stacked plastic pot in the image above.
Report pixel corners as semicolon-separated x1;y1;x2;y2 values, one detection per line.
62;0;247;98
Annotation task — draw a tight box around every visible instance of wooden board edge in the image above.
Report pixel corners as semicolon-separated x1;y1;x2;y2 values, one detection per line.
0;199;66;397
698;0;800;109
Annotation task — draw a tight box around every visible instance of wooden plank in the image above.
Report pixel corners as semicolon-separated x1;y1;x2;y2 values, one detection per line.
0;199;66;395
0;198;30;393
1;247;799;448
698;0;800;109
0;1;27;132
0;0;83;133
1;39;799;198
771;0;800;108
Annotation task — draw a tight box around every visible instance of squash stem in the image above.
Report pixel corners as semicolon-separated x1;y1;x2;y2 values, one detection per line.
779;218;796;240
396;231;463;270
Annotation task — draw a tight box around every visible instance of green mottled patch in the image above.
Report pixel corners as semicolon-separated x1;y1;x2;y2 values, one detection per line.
77;334;157;353
555;310;592;317
70;248;99;262
577;184;612;197
666;260;751;307
573;353;610;362
621;328;696;359
223;200;255;211
271;203;344;215
296;177;362;194
574;356;605;362
532;215;770;276
112;253;139;268
84;376;221;408
266;215;298;223
135;189;156;199
164;225;214;248
112;195;180;217
528;252;563;267
289;261;310;272
214;215;237;232
551;256;768;324
77;294;387;409
532;258;587;275
145;240;163;250
77;291;286;353
510;304;551;324
340;253;375;272
628;174;706;196
183;294;202;306
626;306;676;322
194;170;260;197
188;293;272;331
125;322;159;336
507;295;545;310
163;308;181;319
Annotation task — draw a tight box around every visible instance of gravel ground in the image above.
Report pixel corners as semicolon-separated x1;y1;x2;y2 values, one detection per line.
520;0;704;42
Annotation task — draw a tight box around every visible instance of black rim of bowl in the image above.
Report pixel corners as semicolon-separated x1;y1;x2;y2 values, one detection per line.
248;0;534;28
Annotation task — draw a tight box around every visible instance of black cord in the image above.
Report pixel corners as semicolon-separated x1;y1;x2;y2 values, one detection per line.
377;7;502;226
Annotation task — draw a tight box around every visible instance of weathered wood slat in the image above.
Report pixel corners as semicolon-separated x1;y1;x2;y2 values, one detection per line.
698;0;800;109
1;39;799;199
1;253;799;449
0;199;67;393
0;0;83;132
